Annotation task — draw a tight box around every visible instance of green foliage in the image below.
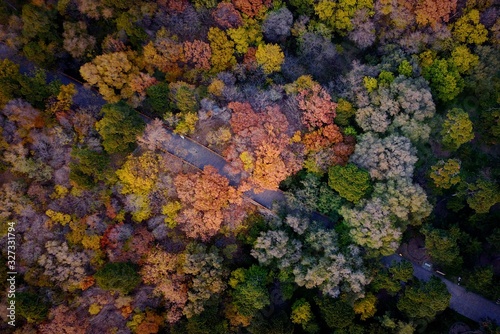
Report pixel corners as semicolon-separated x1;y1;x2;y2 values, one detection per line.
94;262;141;295
70;147;111;188
423;225;463;273
19;69;61;109
17;292;49;323
146;82;171;115
398;60;413;77
441;108;474;150
314;0;374;35
466;266;494;298
335;98;355;126
450;45;479;74
430;159;461;189
95;102;145;154
466;179;500;214
397;277;450;320
21;4;60;67
389;259;413;282
0;59;22;107
378;71;395;86
229;265;270;317
315;297;355;329
291;298;314;328
328;163;371;203
363;76;378;92
371;270;402;296
422;58;464;102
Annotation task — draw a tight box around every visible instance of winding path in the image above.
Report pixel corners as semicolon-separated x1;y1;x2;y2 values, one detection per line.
2;44;499;326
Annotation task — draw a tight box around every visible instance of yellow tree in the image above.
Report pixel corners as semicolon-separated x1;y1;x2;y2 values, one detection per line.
80;51;140;102
255;43;284;74
208;27;237;73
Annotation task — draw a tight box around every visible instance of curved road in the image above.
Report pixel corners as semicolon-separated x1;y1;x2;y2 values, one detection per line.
2;44;499;326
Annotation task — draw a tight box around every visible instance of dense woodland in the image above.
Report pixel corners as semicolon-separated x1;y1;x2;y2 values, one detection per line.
0;0;499;333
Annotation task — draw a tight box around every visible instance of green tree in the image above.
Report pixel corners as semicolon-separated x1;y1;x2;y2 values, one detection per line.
328;163;371;203
21;4;60;67
291;298;314;329
466;266;494;298
315;297;355;329
430;159;461;189
94;262;141;295
95;102;145;154
422;225;463;274
397;277;450;320
69;147;111;188
441;108;474;150
146;82;171;115
466;179;500;214
0;59;22;107
389;260;414;283
229;265;270;318
17;292;49;323
422;58;464;102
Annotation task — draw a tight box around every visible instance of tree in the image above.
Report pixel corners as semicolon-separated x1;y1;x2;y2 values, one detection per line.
94;262;141;295
116;151;161;196
340;179;431;255
252;222;369;298
297;83;338;130
145;82;171;115
70;147;110;188
452;9;488;45
450;45;479;74
422;225;463;273
255;43;285;74
183;40;212;70
440;108;474;150
290;298;314;328
229;265;270;318
0;59;22;107
397;277;450;320
262;7;293;43
466;266;494;297
314;0;374;35
232;0;271;18
95;102;145;154
62;21;96;59
208;27;236;73
225;102;302;191
389;260;414;283
354;76;435;142
212;2;243;29
80;51;141;103
17;292;49;323
174;165;243;240
466;179;500;214
137;118;171;152
315;297;355;329
328;163;372;203
414;0;457;28
350;133;418;181
353;293;377;320
421;57;464;102
429;159;461;189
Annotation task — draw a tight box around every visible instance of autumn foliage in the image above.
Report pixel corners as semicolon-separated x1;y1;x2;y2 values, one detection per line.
225;102;303;191
174;165;244;240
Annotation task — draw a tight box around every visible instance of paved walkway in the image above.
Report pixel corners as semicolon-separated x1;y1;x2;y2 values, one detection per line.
3;44;500;326
384;254;500;324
